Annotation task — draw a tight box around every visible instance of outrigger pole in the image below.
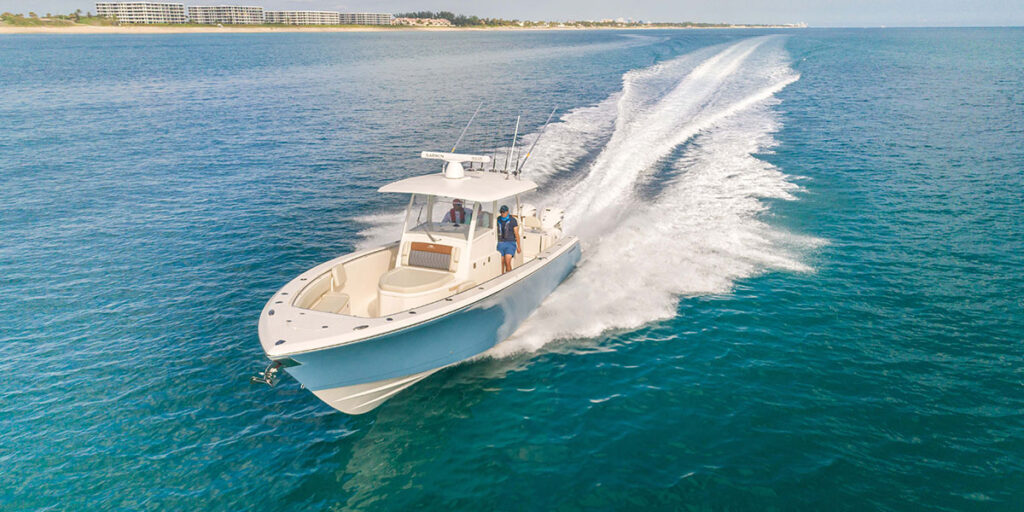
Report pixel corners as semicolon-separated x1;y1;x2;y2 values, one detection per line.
516;107;557;178
451;101;483;155
504;115;521;177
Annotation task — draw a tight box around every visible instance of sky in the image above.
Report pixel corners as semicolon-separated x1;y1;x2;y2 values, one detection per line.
3;0;1024;27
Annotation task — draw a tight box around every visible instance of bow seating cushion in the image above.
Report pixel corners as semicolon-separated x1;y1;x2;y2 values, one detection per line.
379;267;455;294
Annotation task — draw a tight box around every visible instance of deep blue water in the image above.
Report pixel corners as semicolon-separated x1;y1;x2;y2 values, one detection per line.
2;28;1023;511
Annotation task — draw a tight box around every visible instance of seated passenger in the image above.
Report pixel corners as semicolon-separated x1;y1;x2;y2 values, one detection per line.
442;199;472;225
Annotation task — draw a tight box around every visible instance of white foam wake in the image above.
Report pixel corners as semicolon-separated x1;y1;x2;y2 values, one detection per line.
487;36;822;356
357;36;821;356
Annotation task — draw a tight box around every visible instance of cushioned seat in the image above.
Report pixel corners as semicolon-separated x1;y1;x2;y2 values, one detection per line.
379;267;454;294
315;291;350;313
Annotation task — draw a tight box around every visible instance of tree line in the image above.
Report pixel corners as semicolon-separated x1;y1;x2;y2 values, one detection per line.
392;11;759;28
394;11;520;26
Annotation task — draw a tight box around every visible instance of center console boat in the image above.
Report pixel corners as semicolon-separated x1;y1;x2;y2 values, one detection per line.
253;151;581;414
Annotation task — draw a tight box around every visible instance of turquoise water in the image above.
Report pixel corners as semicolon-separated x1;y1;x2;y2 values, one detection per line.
2;28;1022;510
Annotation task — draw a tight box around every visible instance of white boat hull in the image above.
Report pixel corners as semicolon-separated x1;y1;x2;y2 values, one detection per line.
310;369;439;415
270;238;581;414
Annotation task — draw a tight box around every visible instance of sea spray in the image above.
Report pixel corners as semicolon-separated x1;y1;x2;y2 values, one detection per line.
356;36;821;356
490;36;822;355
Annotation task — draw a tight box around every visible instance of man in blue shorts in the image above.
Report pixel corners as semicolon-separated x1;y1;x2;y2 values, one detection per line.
496;205;521;273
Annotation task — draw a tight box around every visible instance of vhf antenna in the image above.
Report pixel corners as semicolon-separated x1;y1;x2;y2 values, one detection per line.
515;107;557;177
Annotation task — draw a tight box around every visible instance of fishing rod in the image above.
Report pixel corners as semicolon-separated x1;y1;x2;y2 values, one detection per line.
503;115;520;177
450;101;483;154
516;106;557;177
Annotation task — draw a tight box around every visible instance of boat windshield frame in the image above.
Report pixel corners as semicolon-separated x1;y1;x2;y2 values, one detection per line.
402;194;479;241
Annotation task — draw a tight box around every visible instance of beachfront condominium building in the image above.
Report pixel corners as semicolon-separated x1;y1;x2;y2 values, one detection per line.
95;2;187;23
188;5;263;24
338;12;392;25
264;10;340;25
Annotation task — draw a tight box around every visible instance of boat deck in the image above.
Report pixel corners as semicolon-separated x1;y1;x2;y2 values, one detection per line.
258;236;580;358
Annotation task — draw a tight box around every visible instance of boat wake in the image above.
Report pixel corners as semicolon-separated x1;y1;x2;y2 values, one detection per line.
490;35;821;356
360;35;821;357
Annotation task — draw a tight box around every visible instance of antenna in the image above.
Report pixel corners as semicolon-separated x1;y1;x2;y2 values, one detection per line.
504;115;520;176
451;101;483;153
516;107;557;177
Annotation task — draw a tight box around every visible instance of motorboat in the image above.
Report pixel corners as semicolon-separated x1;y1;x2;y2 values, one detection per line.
252;150;581;414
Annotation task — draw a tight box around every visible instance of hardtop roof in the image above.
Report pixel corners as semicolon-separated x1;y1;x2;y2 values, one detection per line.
378;170;538;202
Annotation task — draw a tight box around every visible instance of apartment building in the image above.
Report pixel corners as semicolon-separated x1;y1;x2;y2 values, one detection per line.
338;12;391;25
188;5;263;24
96;3;391;26
95;2;187;23
264;10;340;25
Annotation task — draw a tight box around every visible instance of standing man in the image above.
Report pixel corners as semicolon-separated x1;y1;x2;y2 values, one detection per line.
496;205;521;273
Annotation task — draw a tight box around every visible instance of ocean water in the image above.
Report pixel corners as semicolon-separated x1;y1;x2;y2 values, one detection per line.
1;28;1022;510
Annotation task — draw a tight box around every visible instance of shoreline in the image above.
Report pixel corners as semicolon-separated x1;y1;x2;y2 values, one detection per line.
0;24;805;35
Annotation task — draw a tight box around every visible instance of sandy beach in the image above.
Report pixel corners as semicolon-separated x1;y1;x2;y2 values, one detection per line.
0;24;411;34
0;23;803;35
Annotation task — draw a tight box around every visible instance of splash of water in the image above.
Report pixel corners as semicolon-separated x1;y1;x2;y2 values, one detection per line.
488;36;821;356
358;36;820;356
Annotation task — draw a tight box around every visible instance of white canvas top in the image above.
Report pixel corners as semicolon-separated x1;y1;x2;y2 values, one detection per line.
379;171;537;202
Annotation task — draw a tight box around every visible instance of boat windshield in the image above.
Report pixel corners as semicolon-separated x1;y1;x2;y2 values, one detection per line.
475;203;493;238
405;195;476;240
